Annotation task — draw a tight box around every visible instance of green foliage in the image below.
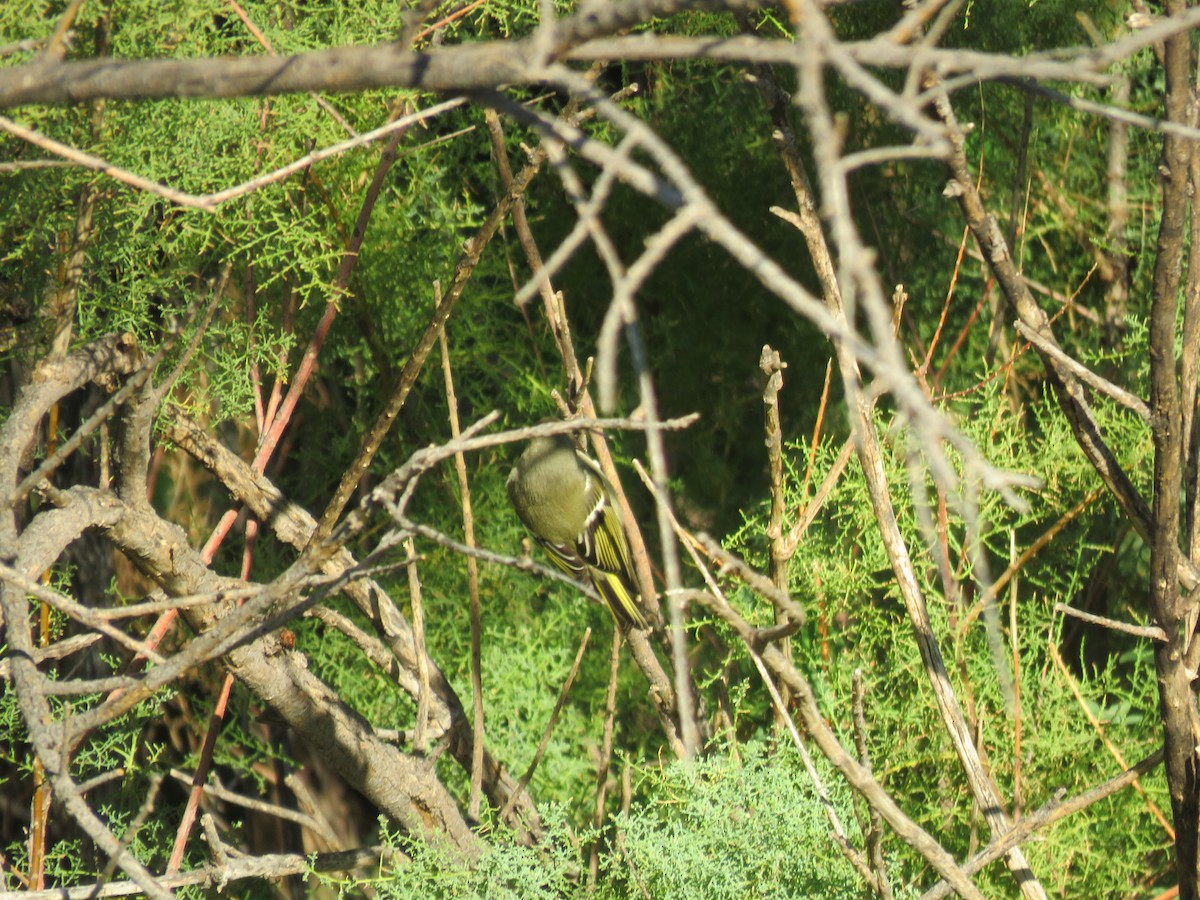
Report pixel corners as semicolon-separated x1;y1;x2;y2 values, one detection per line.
723;324;1166;893
0;0;1179;895
1;650;184;885
599;743;865;899
320;746;866;898
321;807;579;898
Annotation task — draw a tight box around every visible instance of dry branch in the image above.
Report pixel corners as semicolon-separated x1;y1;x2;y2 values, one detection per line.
167;412;539;835
0;846;397;900
0;0;761;108
3;0;1196;893
752;15;1043;891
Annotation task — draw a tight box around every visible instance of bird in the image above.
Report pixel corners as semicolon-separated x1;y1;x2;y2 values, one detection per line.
507;431;648;632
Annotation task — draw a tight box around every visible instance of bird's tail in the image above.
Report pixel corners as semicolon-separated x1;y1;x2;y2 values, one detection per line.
591;569;648;632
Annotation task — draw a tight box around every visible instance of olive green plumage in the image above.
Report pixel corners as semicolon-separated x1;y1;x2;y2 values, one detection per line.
507;433;648;631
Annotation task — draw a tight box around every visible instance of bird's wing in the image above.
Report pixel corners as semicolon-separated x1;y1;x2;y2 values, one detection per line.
574;452;646;630
573;454;630;575
589;498;635;578
535;536;589;583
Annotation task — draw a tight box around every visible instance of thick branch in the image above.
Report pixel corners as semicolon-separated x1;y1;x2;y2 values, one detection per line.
166;412;540;837
1146;4;1198;893
90;490;482;858
0;0;758;108
0;335;162;897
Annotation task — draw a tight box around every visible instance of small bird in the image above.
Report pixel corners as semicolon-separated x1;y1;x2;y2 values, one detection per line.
507;432;648;631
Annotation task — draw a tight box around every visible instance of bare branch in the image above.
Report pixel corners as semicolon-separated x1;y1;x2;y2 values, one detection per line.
0;0;763;108
1053;603;1168;642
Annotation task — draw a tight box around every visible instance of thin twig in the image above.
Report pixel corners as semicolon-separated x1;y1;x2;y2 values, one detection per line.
223;0;358;136
437;296;486;816
683;580;985;898
794;357;835;534
309;121;550;546
1053;603;1167;641
922;750;1165;899
0;562;166;664
0;100;468;213
779;437;854;560
165;672;236;873
406;536;431;753
957;486;1106;637
167;769;328;835
741;632;878;890
0;115;220;211
644;454;876;887
1015;321;1150;421
760;344;794;716
852;669;893;900
589;628;623;886
682;528;805;627
96;775;164;894
1009;530;1024;817
0;633;101;680
0;846;397;899
1047;639;1174;837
